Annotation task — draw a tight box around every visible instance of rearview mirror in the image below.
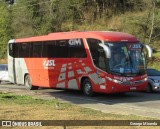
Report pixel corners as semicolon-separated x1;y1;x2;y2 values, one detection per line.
145;44;152;58
99;43;111;58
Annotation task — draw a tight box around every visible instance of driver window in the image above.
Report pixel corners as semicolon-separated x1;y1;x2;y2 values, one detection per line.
98;50;106;70
87;38;107;71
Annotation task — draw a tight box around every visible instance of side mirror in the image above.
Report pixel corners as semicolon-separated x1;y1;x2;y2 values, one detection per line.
99;43;111;58
145;44;152;58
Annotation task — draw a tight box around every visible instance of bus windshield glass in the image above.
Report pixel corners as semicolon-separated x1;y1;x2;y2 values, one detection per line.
104;42;146;76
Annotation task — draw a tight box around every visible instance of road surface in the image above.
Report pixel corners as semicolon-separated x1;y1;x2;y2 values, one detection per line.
0;83;160;119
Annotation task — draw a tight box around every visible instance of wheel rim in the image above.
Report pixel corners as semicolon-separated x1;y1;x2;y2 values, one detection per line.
84;83;92;95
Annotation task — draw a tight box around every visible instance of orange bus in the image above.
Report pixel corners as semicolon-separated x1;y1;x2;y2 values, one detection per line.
8;31;152;96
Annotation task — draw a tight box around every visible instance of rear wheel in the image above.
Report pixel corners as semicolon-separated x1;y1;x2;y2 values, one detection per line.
82;78;94;96
25;75;38;90
146;83;152;93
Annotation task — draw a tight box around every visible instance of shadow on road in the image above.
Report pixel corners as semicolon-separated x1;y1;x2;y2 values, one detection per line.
0;84;159;105
43;88;160;105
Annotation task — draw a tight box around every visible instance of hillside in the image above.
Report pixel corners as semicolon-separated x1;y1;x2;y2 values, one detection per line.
0;0;160;68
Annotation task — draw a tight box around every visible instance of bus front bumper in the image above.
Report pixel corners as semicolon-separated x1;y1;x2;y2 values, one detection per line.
105;77;148;93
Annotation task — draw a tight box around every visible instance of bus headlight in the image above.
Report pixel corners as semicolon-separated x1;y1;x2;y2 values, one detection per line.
143;77;148;82
106;77;122;84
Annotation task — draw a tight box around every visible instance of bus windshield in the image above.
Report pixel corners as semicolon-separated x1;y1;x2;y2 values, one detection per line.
105;42;146;76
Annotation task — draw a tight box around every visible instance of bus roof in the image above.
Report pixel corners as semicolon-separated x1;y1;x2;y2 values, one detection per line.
15;31;139;43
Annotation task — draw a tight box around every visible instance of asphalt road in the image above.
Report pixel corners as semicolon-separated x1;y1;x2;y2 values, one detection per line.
0;83;160;119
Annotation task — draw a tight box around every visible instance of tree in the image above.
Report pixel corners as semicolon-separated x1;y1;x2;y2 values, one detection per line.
148;0;160;44
11;0;80;37
137;0;160;45
0;2;11;59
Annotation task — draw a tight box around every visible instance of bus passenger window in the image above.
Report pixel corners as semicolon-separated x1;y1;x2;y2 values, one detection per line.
14;44;19;58
69;39;87;58
32;42;42;57
42;41;56;58
55;40;68;58
9;43;14;57
19;43;30;57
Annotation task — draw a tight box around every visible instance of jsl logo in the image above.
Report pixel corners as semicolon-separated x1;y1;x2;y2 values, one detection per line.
43;60;55;67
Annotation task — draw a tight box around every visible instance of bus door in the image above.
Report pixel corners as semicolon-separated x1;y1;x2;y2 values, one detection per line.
8;42;16;83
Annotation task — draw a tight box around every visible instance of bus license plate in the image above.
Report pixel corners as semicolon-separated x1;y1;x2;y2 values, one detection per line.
130;87;136;90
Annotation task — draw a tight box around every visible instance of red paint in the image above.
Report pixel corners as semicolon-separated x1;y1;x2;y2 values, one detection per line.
11;31;147;94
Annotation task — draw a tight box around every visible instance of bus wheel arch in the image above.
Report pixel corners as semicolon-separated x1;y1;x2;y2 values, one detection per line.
146;83;153;93
24;74;38;90
81;77;94;96
24;73;28;85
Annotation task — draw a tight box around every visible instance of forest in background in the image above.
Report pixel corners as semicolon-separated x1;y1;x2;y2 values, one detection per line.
0;0;160;61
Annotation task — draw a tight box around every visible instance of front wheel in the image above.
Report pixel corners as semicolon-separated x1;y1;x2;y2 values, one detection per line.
82;78;94;97
25;75;38;90
146;83;152;93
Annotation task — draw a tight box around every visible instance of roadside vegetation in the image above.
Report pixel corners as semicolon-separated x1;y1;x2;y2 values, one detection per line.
0;92;159;129
0;0;160;67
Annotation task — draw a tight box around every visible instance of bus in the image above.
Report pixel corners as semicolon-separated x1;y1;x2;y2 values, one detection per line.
8;31;152;96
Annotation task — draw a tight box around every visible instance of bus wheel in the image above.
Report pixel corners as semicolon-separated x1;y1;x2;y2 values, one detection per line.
146;83;152;93
82;78;94;96
25;75;38;90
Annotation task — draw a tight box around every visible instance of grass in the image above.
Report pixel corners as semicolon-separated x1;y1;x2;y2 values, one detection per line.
152;52;160;57
0;92;159;129
0;93;57;105
148;52;160;70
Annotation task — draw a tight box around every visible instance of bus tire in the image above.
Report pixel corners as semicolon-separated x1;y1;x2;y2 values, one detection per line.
25;75;38;90
82;78;94;97
146;83;152;93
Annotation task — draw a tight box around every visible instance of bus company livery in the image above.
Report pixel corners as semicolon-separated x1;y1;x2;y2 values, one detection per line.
8;31;152;96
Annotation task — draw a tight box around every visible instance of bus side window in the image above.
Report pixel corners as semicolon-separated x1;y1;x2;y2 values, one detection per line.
14;44;19;58
35;40;68;58
9;43;14;57
55;40;68;58
69;39;87;58
9;43;20;58
32;42;42;57
19;43;30;58
42;41;56;58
